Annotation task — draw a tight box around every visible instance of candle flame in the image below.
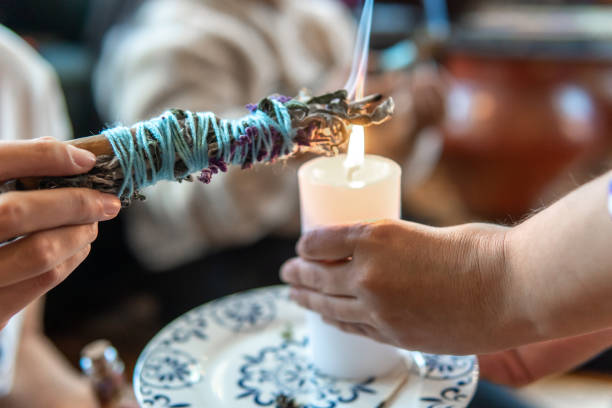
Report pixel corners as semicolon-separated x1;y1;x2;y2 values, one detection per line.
344;125;365;169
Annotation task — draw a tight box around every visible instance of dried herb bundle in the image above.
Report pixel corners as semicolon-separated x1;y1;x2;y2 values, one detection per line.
18;89;394;205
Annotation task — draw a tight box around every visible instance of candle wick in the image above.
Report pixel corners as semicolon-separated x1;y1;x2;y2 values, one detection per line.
345;163;361;182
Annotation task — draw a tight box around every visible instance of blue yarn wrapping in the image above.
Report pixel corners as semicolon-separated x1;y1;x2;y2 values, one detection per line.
103;99;294;199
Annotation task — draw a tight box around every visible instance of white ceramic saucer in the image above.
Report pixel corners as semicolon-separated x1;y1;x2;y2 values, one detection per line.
133;286;478;407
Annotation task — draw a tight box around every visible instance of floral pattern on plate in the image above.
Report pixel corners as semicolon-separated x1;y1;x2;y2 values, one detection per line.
134;286;479;408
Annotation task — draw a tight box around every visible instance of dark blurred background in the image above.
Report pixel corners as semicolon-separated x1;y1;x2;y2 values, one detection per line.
2;1;612;406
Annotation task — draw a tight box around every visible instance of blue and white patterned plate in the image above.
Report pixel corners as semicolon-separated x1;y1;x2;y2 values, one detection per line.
133;286;479;408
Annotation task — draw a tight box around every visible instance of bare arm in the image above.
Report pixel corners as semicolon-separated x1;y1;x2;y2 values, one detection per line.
508;170;612;342
480;328;612;386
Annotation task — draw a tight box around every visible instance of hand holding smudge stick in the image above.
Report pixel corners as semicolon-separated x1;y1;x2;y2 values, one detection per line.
15;90;393;206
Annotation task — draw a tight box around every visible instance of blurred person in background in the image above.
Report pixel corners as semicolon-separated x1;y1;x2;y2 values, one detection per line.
93;0;444;313
94;0;354;274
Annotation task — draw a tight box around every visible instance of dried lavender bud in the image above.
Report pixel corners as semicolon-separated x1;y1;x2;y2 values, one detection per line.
271;95;293;103
198;158;228;184
238;135;250;145
212;158;228;173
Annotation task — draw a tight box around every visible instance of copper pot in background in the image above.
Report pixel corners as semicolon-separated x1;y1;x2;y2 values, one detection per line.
439;51;612;221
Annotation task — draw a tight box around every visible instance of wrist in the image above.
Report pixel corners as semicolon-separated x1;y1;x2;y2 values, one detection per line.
492;225;545;348
465;223;540;351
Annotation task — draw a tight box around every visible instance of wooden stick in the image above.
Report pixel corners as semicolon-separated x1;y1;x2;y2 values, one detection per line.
18;135;113;190
69;134;114;156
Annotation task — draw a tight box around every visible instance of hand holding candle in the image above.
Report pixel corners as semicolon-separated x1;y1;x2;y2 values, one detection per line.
290;120;404;378
281;219;511;356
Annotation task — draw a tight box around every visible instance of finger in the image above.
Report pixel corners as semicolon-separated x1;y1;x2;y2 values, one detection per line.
289;286;362;323
281;257;353;296
0;138;96;181
297;223;366;261
321;316;387;344
0;189;120;242
0;244;91;329
0;223;98;287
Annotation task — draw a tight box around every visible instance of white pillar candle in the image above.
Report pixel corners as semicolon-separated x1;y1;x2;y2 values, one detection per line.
298;153;402;379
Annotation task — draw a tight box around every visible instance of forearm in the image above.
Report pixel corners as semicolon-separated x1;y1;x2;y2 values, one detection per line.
516;328;612;380
480;328;612;387
508;170;612;342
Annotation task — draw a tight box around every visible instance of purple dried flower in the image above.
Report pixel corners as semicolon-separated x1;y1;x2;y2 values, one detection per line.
198;158;228;184
211;158;228;173
256;149;267;162
269;144;282;162
271;95;293;104
246;126;258;141
238;135;250;145
246;96;290;113
198;170;213;184
295;132;310;147
294;123;317;147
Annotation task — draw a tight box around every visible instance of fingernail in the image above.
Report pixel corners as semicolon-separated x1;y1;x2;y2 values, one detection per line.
68;145;96;169
101;195;121;219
